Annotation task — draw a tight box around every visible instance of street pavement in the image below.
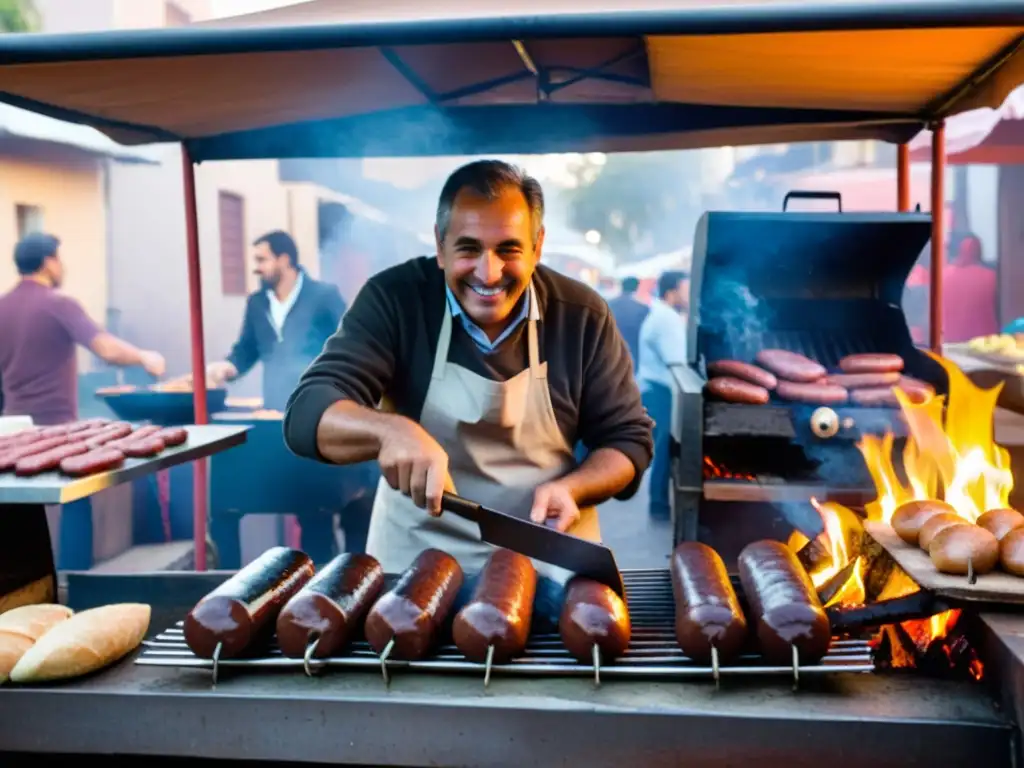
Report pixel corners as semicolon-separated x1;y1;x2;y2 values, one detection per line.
597;473;672;570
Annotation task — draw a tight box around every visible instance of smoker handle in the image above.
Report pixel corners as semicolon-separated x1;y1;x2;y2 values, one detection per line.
782;190;843;213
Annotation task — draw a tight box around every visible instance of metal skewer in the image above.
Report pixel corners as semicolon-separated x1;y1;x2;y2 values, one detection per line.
710;645;720;689
380;638;395;686
967;557;977;585
791;644;800;691
484;645;495;688
303;635;321;678
592;643;601;688
211;642;222;687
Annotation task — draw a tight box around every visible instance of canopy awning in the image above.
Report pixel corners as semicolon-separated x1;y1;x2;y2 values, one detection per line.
908;85;1024;164
0;1;1021;160
0;103;160;163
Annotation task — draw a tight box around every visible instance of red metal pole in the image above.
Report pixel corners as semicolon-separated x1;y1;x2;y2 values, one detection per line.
181;146;209;571
929;121;946;354
897;143;910;212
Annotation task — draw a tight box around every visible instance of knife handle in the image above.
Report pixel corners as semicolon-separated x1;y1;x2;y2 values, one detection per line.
441;492;483;523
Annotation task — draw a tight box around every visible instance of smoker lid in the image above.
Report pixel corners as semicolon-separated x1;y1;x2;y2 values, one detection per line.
687;209;933;369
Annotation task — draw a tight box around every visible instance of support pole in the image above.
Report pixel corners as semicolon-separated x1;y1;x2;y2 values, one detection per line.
896;144;910;212
181;146;209;571
929;121;946;355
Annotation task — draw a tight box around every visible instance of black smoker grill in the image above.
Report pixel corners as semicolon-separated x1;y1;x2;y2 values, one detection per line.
669;205;943;559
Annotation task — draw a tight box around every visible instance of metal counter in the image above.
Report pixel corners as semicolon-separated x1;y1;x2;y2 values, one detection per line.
0;572;1014;768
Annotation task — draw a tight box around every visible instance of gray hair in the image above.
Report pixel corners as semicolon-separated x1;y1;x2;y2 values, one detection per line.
435;160;545;245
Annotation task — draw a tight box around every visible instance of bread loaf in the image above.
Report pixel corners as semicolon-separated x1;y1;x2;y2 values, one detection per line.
0;603;74;683
10;603;150;683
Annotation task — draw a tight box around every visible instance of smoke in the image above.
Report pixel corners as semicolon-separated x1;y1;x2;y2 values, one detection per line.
700;276;771;357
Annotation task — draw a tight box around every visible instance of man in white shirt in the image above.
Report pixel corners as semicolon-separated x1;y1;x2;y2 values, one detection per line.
637;270;689;520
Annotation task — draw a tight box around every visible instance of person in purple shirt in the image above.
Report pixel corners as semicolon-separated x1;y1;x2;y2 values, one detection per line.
0;232;166;569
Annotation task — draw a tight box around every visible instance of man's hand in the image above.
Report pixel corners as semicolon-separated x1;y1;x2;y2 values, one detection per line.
206;361;239;387
530;481;581;533
139;350;166;378
378;418;456;516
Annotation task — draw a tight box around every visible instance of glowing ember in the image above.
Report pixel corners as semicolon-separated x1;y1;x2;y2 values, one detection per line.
702;456;755;481
858;352;1013;525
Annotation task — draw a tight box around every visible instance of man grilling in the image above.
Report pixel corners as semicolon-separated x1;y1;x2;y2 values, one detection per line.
283;160;653;581
204;230;348;562
205;230;346;410
0;232;167;569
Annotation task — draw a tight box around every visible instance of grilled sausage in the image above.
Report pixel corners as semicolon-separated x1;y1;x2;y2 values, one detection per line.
0;435;72;472
891;499;956;545
838;353;904;374
755;349;826;383
14;441;90;476
364;549;464;661
822;372;900;389
276;553;385;659
896;376;935;403
120;436;167;458
737;540;830;664
59;447;126;477
977;508;1024;542
453;549;537;664
850;386;899;407
706;376;770;405
775;381;848;405
706;360;778;390
918;512;966;551
184;546;314;659
83;422;134;448
155;427;188;447
559;577;631;664
0;429;42;451
929;524;999;576
670;542;747;664
1000;528;1024;576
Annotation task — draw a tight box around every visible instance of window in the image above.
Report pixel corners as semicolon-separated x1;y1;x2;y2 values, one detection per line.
164;1;191;27
15;204;43;238
218;192;247;297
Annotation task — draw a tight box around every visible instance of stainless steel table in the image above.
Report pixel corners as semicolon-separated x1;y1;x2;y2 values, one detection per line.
0;425;247;611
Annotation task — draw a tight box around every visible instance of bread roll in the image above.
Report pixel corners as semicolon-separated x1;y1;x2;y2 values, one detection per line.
0;604;74;683
10;603;150;683
0;603;74;641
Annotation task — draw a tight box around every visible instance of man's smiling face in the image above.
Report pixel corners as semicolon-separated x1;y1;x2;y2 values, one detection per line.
436;185;544;340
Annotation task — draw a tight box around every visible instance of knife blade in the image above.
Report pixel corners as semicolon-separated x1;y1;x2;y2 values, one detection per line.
441;492;625;597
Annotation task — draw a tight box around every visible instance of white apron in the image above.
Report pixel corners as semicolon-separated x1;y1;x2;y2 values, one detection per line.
366;284;601;581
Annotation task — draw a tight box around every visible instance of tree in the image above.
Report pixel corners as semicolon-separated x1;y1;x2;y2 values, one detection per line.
0;0;40;33
561;151;707;265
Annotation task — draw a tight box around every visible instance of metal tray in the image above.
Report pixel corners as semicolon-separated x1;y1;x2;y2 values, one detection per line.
136;569;875;687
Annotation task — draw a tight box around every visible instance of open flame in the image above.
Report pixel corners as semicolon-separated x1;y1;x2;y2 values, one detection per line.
859;352;1013;525
788;354;1006;677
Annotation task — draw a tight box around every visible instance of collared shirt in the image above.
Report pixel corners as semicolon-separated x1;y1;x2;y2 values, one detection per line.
266;270;305;338
637;298;688;392
444;283;531;354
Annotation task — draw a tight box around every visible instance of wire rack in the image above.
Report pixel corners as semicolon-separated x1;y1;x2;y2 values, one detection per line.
136;568;874;686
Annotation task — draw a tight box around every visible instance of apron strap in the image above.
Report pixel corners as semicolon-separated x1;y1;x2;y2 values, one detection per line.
527;282;543;376
432;304;453;381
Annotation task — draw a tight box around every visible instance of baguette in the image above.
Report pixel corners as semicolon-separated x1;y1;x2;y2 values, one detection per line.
10;603;150;683
0;604;74;683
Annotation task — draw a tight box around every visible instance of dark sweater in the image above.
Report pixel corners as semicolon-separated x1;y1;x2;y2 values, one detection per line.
284;257;653;499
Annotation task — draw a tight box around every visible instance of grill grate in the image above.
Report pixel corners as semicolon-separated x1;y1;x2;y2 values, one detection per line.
136;569;874;684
